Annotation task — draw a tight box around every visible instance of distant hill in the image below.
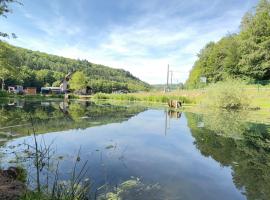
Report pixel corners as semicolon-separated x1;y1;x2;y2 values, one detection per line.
0;41;150;92
151;83;184;91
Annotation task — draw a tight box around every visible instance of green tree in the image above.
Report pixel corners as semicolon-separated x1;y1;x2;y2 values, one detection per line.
186;0;270;88
238;0;270;80
0;41;150;92
19;66;37;87
69;71;87;91
0;0;22;38
35;69;56;87
0;41;20;89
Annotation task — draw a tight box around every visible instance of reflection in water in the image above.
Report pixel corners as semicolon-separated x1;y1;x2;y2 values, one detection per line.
168;110;182;119
164;110;182;136
0;100;147;138
186;111;270;200
0;100;270;200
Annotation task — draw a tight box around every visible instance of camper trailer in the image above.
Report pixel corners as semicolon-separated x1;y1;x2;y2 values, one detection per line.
8;85;24;94
41;87;62;94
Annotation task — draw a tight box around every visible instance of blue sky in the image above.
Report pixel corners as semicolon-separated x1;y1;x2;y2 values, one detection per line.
1;0;258;84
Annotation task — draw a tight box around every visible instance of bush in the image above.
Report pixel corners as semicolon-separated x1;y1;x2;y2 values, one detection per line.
202;80;250;110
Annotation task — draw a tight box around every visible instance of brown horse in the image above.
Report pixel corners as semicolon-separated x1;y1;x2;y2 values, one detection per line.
168;100;182;109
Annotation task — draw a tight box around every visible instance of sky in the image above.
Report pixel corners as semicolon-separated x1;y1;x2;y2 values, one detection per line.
1;0;258;84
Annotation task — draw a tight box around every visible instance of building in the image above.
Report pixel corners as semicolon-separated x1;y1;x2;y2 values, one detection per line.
24;87;37;95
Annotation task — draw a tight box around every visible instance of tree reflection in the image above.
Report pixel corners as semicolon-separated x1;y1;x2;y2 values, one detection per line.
0;100;146;139
186;111;270;200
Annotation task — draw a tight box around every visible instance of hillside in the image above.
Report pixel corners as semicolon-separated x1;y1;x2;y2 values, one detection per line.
186;0;270;88
0;41;150;92
151;83;184;91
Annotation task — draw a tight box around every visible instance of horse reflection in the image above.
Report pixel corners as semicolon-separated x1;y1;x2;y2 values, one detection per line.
168;110;182;119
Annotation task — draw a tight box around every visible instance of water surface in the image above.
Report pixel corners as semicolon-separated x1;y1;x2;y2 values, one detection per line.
0;99;270;200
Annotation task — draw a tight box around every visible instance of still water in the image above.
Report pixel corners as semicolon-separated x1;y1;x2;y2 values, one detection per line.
0;99;270;200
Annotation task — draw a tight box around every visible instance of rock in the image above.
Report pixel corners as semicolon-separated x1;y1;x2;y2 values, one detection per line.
3;167;19;179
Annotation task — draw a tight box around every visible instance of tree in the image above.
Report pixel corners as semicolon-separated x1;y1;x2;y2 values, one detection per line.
0;41;20;89
19;66;37;87
69;71;87;91
0;0;22;38
0;41;150;92
35;69;56;87
238;0;270;80
186;0;270;88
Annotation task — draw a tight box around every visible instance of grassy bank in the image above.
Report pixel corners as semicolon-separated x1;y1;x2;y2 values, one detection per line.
198;81;270;110
1;81;269;110
92;91;200;105
91;81;270;110
0;90;80;100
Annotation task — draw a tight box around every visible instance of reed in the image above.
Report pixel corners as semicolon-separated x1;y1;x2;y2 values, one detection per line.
92;92;197;104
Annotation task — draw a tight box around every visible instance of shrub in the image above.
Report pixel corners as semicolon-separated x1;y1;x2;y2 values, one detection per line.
202;80;250;110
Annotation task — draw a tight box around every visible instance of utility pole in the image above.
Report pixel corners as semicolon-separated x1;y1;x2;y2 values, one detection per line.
170;71;173;88
166;64;170;92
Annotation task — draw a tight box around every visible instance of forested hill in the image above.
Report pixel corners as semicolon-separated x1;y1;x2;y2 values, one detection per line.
0;41;150;92
186;0;270;88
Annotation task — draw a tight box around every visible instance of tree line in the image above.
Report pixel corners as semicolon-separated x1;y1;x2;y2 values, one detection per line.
0;41;150;92
186;0;270;88
0;0;150;93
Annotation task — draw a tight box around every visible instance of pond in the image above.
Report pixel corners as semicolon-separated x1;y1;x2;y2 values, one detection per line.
0;99;270;200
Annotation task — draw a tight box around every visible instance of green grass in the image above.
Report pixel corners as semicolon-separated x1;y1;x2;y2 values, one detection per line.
90;84;270;111
92;92;196;104
201;80;251;110
0;90;8;97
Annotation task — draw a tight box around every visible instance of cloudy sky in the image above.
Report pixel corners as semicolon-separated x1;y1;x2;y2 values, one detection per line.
1;0;258;84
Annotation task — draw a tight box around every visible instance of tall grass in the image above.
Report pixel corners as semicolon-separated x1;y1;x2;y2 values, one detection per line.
92;92;195;104
19;117;91;200
201;80;250;110
0;90;8;97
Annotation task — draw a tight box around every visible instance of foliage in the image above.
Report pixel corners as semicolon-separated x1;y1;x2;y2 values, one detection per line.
0;41;150;92
186;0;270;88
186;112;270;200
98;178;165;200
0;41;20;89
238;0;270;80
0;90;8;97
201;80;250;109
92;92;194;104
0;0;21;38
69;71;87;91
0;0;20;17
0;100;146;136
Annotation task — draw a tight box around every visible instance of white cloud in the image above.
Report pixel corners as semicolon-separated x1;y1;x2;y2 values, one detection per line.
2;0;257;84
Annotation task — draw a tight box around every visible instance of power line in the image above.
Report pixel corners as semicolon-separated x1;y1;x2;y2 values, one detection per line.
170;70;173;87
166;64;170;92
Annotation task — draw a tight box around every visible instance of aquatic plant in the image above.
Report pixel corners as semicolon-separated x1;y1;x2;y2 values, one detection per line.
19;117;91;200
97;178;164;200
